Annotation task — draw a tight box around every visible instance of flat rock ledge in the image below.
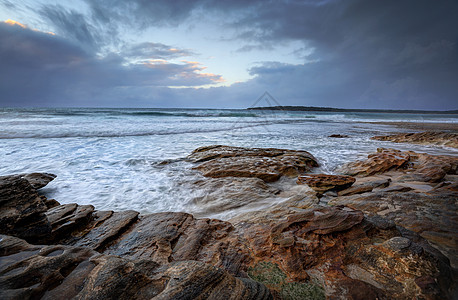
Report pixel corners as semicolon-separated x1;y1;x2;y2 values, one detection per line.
188;145;319;182
1;167;457;299
371;131;458;148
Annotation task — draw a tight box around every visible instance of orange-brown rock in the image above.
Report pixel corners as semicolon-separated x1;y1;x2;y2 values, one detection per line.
188;145;318;182
337;178;391;196
233;206;454;299
337;148;410;176
297;174;356;193
372;131;458;148
0;235;272;300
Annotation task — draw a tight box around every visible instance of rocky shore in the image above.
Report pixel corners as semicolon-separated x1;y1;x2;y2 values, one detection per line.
1;132;457;299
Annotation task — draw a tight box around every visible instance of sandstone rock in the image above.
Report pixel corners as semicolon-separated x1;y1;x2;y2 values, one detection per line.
0;235;272;300
70;210;139;250
297;174;355;193
402;151;458;183
19;173;56;189
103;212;251;276
338;179;391;196
189;177;281;217
329;189;458;268
0;175;51;243
45;203;95;242
189;145;318;182
233;206;454;299
372;131;458;148
337;148;410;176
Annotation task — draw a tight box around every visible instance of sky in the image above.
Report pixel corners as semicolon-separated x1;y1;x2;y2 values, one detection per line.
0;0;457;109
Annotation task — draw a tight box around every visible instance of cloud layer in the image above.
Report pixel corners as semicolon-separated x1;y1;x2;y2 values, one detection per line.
1;0;457;109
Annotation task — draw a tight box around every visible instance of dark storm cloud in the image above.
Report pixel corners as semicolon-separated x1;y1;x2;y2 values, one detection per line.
233;0;458;109
39;5;101;52
0;22;223;107
1;0;457;109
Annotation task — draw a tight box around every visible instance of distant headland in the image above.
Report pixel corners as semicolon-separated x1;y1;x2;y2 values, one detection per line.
248;106;458;114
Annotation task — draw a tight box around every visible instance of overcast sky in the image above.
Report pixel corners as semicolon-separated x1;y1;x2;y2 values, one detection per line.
1;0;457;109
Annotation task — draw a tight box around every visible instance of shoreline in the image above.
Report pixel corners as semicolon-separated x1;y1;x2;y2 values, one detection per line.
361;121;458;132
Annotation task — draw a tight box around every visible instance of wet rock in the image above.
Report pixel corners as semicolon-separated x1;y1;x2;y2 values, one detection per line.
70;210;139;251
189;145;318;182
45;204;95;242
372;131;458;148
103;212;252;276
297;174;356;193
338;179;391;196
0;175;51;243
337;148;410;176
190;177;281;217
19;173;56;189
0;234;272;300
328;134;349;138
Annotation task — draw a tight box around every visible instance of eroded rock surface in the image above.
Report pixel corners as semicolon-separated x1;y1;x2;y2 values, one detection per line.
0;235;271;300
330;148;458;270
372;131;458;148
189;145;318;182
337;148;410;176
297;174;355;193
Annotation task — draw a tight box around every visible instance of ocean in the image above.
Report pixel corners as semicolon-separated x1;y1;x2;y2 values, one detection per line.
1;108;457;217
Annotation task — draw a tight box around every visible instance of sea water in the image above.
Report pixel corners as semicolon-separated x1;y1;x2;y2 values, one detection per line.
1;108;457;216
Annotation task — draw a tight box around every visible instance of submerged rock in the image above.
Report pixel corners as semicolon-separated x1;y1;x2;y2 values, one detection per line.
328;134;349;138
372;131;458;148
189;145;318;182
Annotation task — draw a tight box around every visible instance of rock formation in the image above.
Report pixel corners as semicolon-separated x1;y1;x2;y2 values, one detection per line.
1;162;456;299
188;145;319;182
371;131;458;148
297;174;355;193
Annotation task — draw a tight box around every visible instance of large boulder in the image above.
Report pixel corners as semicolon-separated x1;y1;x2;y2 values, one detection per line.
188;145;318;182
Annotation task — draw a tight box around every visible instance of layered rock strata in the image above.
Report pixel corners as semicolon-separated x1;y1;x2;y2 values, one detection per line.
1;165;456;299
371;131;458;148
188;145;319;182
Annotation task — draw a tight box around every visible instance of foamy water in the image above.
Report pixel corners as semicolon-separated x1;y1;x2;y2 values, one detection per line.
1;108;456;216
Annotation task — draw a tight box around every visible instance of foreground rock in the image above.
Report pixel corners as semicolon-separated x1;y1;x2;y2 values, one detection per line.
0;235;271;300
1;171;456;299
188;145;318;182
329;148;458;269
372;131;458;148
0;175;51;243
